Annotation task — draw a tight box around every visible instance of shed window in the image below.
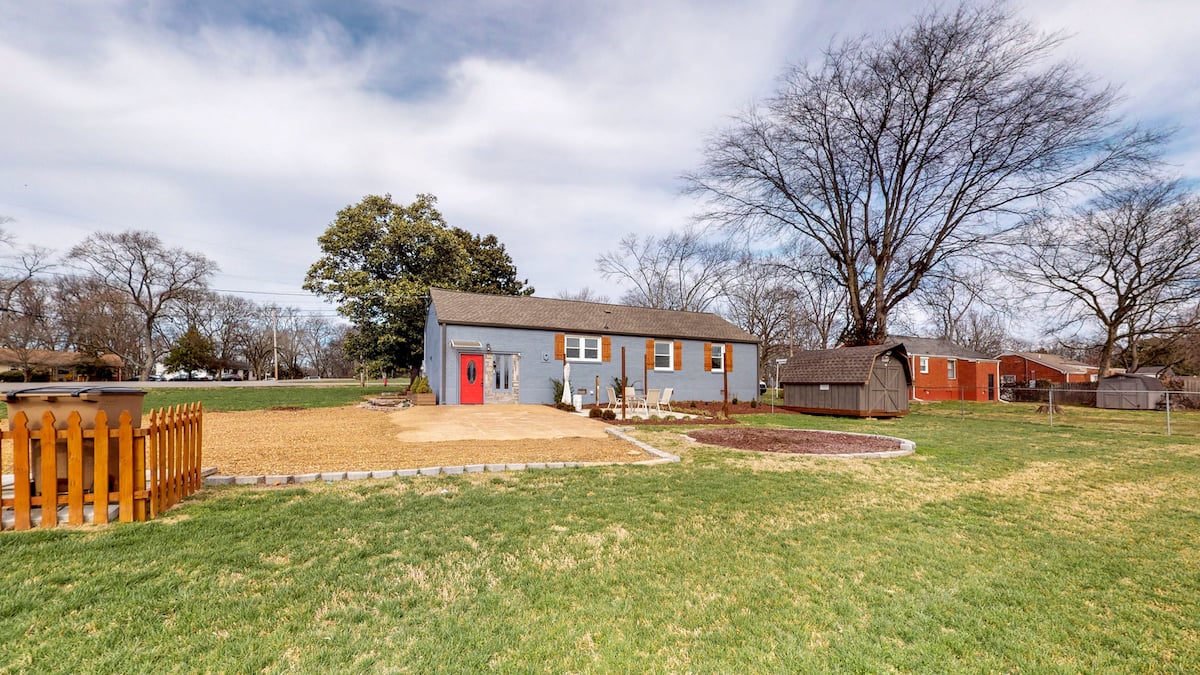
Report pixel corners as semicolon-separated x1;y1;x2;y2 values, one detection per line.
919;356;929;374
565;335;601;362
654;341;673;370
947;359;957;380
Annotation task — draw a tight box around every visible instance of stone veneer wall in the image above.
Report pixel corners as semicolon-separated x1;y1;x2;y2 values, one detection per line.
484;354;520;404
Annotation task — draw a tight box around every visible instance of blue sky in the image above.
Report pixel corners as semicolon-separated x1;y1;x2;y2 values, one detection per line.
2;1;1198;329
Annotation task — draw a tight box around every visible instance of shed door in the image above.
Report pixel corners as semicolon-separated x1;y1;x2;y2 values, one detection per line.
459;354;484;404
869;359;905;413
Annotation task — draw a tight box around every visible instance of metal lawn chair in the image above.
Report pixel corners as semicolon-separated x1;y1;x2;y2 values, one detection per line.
642;388;661;415
605;386;622;410
659;387;674;413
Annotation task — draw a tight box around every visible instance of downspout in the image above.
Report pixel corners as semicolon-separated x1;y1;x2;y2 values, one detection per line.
440;323;447;400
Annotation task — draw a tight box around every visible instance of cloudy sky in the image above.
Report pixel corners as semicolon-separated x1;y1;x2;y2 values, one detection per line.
2;0;1198;324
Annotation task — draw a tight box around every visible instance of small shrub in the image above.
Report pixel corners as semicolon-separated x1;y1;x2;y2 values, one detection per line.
550;378;565;403
750;399;757;408
408;376;432;394
555;402;575;412
602;409;616;420
731;397;739;405
588;407;603;418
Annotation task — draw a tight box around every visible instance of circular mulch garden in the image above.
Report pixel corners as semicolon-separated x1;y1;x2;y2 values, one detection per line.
686;428;910;456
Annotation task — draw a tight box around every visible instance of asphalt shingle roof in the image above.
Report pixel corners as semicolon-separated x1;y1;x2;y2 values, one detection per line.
889;335;994;361
779;344;908;384
429;288;758;343
999;351;1098;374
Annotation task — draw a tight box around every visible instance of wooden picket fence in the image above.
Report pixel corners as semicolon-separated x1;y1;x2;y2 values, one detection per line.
1;404;203;531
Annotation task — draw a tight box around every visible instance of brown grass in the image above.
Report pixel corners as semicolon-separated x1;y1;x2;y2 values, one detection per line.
201;406;646;475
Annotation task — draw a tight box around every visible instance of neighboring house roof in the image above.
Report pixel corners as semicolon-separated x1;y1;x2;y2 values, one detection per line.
890;335;996;361
429;288;758;343
997;351;1098;374
1131;365;1173;377
779;343;909;385
0;349;123;369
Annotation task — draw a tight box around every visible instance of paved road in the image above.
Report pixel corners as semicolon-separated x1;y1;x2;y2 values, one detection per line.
0;379;391;394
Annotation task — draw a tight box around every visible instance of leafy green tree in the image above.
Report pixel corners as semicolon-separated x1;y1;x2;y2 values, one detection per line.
163;325;218;378
304;194;532;373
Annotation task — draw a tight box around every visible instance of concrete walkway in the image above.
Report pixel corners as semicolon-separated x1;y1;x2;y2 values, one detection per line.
387;404;613;442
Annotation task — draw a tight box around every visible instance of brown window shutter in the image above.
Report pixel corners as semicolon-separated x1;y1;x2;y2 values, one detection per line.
673;341;682;370
554;334;565;361
703;343;712;372
725;343;734;371
645;339;654;368
602;337;611;362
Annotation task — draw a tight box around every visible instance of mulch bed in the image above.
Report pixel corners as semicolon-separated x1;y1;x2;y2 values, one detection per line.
687;428;901;455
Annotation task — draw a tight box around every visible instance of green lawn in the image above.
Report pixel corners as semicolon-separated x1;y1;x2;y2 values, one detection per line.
2;401;1198;671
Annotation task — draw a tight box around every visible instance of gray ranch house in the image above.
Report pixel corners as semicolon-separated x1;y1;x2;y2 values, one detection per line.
423;288;759;405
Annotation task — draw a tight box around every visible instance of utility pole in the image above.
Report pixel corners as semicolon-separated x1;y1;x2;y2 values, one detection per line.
272;305;279;381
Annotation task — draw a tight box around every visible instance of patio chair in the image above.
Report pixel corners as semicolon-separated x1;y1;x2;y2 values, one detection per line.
624;386;638;410
643;388;661;415
605;386;622;410
659;387;674;413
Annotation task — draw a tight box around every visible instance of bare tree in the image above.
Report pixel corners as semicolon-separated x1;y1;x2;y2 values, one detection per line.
596;228;735;311
912;265;1010;354
1012;181;1200;376
686;1;1160;345
556;287;610;304
722;253;797;381
55;275;148;378
68;230;218;380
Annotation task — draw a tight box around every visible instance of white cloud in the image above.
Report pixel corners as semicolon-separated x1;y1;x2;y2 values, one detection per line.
1;0;1197;317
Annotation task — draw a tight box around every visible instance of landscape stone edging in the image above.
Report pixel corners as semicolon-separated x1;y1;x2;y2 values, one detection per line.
679;427;916;459
201;430;680;488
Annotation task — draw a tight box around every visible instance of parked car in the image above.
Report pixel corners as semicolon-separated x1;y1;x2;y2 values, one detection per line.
303;375;321;380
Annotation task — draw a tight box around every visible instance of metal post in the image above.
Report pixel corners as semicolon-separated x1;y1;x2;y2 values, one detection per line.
1166;390;1172;436
620;347;627;421
1048;388;1054;427
960;386;965;418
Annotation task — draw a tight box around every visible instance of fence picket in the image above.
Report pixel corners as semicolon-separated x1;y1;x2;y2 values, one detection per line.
118;411;134;523
38;411;58;528
146;409;159;519
12;412;31;530
67;412;85;526
94;411;111;525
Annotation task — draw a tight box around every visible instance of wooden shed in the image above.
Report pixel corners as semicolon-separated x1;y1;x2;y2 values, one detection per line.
1096;374;1165;410
779;344;911;417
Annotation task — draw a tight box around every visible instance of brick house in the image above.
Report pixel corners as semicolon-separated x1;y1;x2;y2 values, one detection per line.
997;352;1100;386
893;336;1001;402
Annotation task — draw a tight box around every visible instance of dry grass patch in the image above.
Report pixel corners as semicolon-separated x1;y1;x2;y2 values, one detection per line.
203;406;647;474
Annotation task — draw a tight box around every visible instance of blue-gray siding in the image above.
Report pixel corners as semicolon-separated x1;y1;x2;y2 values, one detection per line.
424;308;759;405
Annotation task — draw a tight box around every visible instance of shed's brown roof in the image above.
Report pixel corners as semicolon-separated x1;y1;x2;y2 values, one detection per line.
429;288;757;343
779;344;909;384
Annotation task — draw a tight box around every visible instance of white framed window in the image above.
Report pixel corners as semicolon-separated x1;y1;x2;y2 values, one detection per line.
654;341;673;370
947;359;957;380
919;356;929;374
565;335;601;362
710;344;725;371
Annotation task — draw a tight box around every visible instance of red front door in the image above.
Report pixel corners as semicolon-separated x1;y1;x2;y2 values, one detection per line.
459;354;484;404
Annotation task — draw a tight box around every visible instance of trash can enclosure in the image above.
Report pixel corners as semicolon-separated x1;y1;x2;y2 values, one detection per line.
5;386;147;495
